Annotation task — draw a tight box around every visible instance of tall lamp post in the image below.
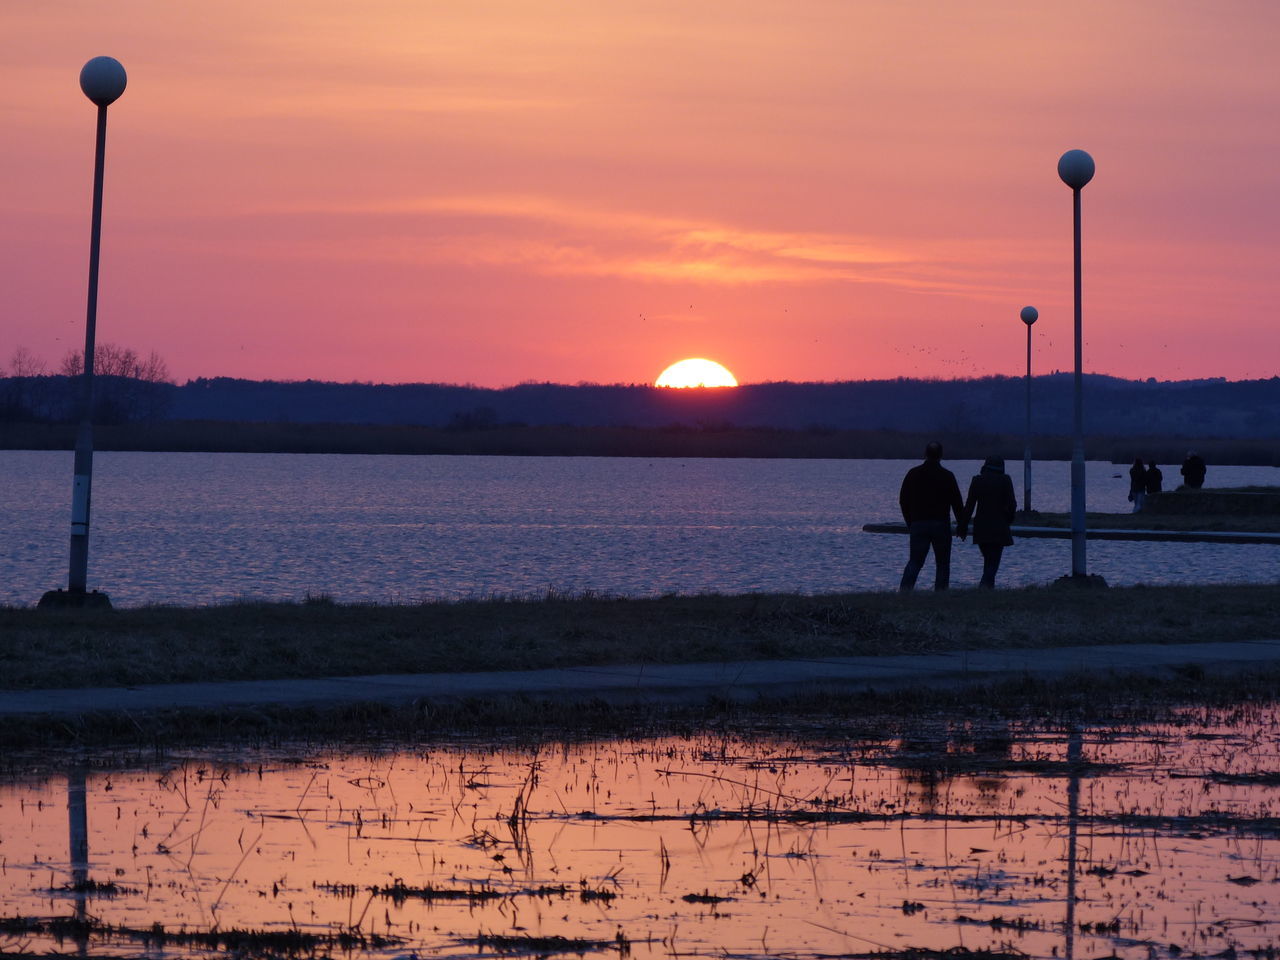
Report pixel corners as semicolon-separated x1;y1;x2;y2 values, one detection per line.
1058;149;1094;578
1019;305;1038;513
41;57;127;609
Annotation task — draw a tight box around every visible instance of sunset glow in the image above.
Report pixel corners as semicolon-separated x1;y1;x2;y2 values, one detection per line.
655;358;738;388
1;3;1277;385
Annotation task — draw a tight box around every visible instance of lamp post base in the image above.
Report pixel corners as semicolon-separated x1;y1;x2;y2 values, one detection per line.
37;588;113;610
1051;573;1108;589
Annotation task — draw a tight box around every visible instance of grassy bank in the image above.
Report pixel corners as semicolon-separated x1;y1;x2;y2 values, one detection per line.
3;584;1277;692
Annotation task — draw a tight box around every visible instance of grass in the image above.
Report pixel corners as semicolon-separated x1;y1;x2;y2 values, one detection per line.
0;916;403;953
2;584;1278;693
4;656;1280;753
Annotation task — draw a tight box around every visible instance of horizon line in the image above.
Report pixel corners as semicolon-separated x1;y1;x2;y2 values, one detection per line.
170;371;1266;390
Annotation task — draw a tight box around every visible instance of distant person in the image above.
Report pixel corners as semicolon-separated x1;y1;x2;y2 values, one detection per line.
1181;451;1207;489
1145;461;1163;496
957;456;1017;589
898;441;964;592
1128;457;1148;513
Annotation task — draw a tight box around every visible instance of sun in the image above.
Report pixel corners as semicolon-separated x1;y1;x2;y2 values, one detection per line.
655;358;739;388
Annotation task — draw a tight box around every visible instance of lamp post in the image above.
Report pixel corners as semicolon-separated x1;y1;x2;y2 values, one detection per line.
1019;306;1038;513
41;57;127;609
1058;149;1094;578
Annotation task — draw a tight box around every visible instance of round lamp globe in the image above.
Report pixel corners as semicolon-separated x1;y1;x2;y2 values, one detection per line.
80;56;127;106
1057;149;1095;189
1020;306;1039;326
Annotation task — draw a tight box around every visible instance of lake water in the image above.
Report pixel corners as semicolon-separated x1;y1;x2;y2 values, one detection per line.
2;452;1277;607
5;704;1280;959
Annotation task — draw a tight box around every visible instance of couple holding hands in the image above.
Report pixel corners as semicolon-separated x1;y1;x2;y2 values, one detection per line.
899;442;1017;592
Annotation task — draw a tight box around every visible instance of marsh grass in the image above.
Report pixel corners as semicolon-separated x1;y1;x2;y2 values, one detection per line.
50;878;138;897
370;880;506;903
4;661;1280;754
462;931;625;955
846;950;1028;960
2;584;1278;693
0;916;403;953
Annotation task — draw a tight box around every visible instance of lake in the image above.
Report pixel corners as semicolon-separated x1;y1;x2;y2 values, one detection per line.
4;703;1280;959
3;451;1277;607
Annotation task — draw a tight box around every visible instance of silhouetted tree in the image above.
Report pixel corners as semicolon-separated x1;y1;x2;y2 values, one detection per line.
0;346;55;421
59;343;174;423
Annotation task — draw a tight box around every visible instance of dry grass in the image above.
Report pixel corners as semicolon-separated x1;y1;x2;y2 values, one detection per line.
1;584;1277;692
5;662;1280;753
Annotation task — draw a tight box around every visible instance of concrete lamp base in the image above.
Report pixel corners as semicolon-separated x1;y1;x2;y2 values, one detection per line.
1051;573;1109;589
37;589;113;610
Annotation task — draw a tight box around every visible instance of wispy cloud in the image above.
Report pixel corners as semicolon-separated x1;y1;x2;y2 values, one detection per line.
308;193;1059;302
262;193;993;290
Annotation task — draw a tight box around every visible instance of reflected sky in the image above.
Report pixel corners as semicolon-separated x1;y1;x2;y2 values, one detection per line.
4;705;1280;958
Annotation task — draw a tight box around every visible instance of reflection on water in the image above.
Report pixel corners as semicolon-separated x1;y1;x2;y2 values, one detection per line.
5;706;1280;958
2;452;1278;605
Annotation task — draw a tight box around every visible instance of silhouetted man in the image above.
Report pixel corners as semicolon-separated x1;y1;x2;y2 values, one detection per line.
1181;451;1206;489
1145;461;1163;495
899;441;965;591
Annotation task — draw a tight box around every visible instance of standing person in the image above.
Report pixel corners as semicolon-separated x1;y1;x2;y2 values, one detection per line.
898;441;965;592
1128;457;1148;513
957;456;1018;589
1145;461;1163;496
1181;451;1207;489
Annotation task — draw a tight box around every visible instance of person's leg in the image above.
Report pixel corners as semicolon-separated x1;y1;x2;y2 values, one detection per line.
900;523;932;591
979;544;1003;588
931;522;952;590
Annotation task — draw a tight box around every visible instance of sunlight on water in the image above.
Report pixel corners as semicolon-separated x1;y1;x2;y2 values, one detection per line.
4;706;1280;958
2;452;1277;606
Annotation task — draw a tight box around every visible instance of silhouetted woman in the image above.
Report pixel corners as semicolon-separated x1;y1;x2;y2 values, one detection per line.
1128;457;1147;513
958;456;1017;589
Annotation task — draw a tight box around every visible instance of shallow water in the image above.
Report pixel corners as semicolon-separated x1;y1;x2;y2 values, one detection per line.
5;706;1280;959
3;452;1277;606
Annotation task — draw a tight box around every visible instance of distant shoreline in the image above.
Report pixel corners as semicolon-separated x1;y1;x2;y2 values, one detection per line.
2;420;1276;465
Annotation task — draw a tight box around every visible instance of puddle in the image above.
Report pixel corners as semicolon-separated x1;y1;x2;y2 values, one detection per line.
4;706;1280;959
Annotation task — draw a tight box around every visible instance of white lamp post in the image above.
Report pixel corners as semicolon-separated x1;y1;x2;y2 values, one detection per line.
1058;149;1094;578
1019;305;1038;513
42;57;127;609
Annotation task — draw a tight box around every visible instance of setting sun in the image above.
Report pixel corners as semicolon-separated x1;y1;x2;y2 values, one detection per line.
655;358;739;388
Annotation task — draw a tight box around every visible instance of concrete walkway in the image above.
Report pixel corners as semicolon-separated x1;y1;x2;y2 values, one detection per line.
862;522;1280;545
3;640;1280;719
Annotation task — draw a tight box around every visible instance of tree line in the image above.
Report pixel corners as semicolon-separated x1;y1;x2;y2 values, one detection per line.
2;349;1278;457
1;344;172;424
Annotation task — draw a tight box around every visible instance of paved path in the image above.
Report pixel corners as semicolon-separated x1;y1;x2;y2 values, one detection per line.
862;522;1280;544
3;640;1279;719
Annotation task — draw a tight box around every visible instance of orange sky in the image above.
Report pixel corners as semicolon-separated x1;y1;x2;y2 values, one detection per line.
2;1;1277;386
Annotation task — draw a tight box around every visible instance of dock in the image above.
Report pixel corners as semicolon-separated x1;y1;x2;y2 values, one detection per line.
861;523;1280;545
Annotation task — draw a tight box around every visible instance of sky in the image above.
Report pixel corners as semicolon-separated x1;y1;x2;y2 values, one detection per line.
2;1;1278;387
